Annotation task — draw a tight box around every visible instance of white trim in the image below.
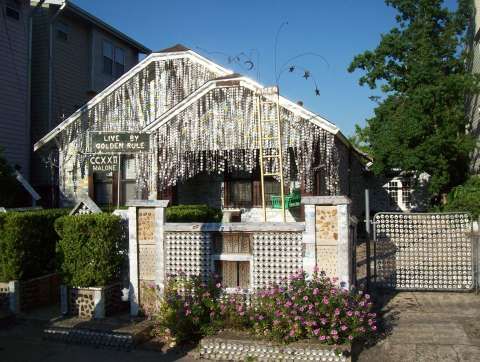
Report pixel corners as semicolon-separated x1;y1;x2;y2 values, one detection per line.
34;50;232;151
211;254;252;262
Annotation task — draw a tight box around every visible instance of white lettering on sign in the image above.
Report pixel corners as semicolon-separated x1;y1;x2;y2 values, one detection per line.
91;132;150;153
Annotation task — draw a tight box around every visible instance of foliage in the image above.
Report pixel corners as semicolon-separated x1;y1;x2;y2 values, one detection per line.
152;270;376;347
251;270;376;344
55;213;125;287
151;273;224;346
348;0;478;199
166;204;222;223
0;147;26;208
440;176;480;218
0;209;68;282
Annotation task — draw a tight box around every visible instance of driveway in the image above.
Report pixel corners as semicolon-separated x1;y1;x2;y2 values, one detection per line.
0;318;195;362
357;291;480;361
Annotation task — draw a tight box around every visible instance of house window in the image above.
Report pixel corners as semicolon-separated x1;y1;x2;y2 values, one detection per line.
114;47;125;78
103;40;114;75
120;156;137;205
386;180;399;208
402;178;412;209
228;180;252;208
214;261;250;289
264;179;281;207
5;6;20;20
56;21;69;41
103;40;126;78
93;173;113;206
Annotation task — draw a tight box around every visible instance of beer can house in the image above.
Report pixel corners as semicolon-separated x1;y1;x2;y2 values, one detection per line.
34;44;370;219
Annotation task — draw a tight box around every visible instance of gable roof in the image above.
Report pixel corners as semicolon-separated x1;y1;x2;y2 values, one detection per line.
33;44;351;153
143;73;340;135
34;46;232;151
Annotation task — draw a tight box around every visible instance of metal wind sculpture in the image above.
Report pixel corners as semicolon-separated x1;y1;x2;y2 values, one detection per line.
54;54;339;203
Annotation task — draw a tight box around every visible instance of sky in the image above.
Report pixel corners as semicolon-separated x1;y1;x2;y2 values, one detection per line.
72;0;449;136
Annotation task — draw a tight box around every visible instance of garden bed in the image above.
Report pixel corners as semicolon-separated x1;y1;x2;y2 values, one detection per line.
197;330;352;361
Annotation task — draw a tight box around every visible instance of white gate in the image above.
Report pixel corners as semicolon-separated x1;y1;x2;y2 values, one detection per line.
373;212;474;291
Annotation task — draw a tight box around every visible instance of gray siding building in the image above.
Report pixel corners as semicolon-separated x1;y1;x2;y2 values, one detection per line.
0;0;30;178
30;0;150;204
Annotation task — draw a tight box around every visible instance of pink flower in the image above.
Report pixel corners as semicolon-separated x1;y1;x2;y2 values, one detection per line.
303;295;309;301
289;329;295;337
185;309;191;316
313;328;320;335
346;310;353;317
341;325;348;331
319;335;326;341
331;329;338;335
334;308;340;316
348;335;354;340
216;283;222;288
371;325;377;331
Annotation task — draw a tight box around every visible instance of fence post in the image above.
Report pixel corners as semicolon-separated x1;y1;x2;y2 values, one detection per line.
301;196;353;288
126;200;169;317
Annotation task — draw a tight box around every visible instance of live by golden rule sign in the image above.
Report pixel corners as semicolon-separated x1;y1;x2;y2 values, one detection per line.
90;132;150;153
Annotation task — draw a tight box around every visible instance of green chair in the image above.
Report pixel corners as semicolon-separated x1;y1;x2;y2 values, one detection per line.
271;189;301;209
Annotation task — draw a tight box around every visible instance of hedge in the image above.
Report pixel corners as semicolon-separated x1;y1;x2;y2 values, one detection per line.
166;204;222;223
0;209;68;282
55;214;125;287
441;176;480;219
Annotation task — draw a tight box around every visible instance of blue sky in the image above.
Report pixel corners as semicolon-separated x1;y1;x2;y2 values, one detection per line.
74;0;450;136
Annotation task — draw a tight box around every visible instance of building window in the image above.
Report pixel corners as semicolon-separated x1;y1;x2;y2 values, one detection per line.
5;6;20;21
120;156;137;205
402;178;412;210
214;260;250;289
56;21;69;41
103;40;114;75
386;180;399;208
228;180;252;208
114;47;125;78
93;173;113;206
103;40;126;78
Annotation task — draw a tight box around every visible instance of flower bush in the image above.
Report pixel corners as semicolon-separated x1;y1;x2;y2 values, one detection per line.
152;273;224;345
152;269;377;346
250;269;376;344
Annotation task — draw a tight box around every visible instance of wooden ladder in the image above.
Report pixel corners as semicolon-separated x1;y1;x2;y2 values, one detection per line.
256;86;286;222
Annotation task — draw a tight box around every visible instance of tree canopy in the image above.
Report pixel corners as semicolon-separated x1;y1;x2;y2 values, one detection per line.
348;0;479;200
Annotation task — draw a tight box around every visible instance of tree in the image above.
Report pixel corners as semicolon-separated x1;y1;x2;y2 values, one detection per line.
348;0;478;202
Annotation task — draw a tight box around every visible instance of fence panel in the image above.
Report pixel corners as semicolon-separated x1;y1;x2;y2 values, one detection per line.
373;212;473;291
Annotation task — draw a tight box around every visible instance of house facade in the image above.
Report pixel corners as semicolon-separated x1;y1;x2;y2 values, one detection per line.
36;45;416;220
30;0;150;204
0;0;30;178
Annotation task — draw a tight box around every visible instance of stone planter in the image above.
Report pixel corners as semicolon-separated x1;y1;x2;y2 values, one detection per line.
0;273;60;313
61;283;126;319
198;331;352;361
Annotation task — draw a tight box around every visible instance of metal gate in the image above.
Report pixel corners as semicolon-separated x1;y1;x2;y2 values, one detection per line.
372;212;474;291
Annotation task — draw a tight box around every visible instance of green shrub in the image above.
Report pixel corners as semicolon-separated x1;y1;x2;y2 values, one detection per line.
166;204;222;223
55;213;125;287
0;209;68;282
441;176;480;219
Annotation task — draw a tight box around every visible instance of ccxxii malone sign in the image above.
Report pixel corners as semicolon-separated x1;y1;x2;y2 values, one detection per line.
90;132;150;153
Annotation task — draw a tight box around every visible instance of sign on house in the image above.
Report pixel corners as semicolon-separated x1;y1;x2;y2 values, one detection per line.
90;132;150;153
88;154;119;173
